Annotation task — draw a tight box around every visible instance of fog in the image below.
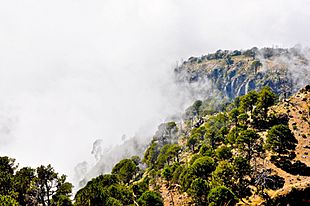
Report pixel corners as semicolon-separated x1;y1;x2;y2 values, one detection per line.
0;0;310;184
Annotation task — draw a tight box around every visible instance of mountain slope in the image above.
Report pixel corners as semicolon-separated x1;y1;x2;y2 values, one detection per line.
75;47;310;189
74;48;310;206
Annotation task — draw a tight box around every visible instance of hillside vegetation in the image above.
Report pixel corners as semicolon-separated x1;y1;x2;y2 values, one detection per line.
74;47;310;188
72;85;309;206
0;48;309;206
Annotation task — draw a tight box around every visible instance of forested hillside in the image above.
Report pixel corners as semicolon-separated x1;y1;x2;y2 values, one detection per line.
76;47;310;184
0;48;309;206
73;84;309;206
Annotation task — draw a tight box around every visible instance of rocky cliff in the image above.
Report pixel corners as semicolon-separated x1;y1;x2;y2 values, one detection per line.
175;47;310;100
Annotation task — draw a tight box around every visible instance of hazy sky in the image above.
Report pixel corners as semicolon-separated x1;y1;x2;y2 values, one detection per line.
0;0;310;183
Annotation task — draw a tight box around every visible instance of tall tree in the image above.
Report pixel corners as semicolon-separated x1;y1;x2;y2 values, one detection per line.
229;108;240;127
239;90;258;114
189;178;209;205
232;156;252;198
256;87;277;120
36;165;71;206
236;129;260;160
0;156;17;197
190;156;215;180
143;141;160;168
212;161;234;188
112;159;137;184
265;124;297;156
15;167;37;205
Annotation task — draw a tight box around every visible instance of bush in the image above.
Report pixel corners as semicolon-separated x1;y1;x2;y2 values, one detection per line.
215;145;232;160
188;178;209;205
265;175;285;190
137;191;163;206
266;124;297;155
208;186;237;206
199;144;214;157
190;156;215;179
112;159;137;184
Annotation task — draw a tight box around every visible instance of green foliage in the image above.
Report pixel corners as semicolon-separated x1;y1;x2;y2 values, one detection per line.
36;164;72;206
256;86;277;120
232;156;252;198
51;194;73;206
155;144;172;169
131;155;141;165
199;97;229;116
191;125;207;139
208;113;229;129
137;191;163;206
243;47;258;57
153;122;178;145
106;197;122;206
162;165;173;182
0;194;18;206
212;161;234;188
107;184;134;205
51;177;73;206
189;154;202;165
0;156;16;174
239;90;258;113
188;178;209;205
266;124;297;155
207;186;237;206
74;174;134;206
192;100;203;116
0;156;72;206
156;144;181;169
131;179;149;199
203;113;229;146
237;113;249;127
226;127;241;144
199;144;214;157
14;167;36;205
166;121;177;131
167;144;181;163
229;108;240;126
215;145;232;160
179;167;193;191
185;100;203;118
233;156;251;178
0;157;17;198
0;85;290;206
187;134;199;151
236;129;260;159
112;159;137;184
190;156;215;180
143;141;160;168
171;164;183;184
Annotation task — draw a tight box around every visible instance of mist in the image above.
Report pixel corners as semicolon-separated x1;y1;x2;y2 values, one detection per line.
1;0;310;185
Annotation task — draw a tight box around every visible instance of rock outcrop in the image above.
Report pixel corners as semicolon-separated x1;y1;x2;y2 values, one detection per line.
175;47;310;100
